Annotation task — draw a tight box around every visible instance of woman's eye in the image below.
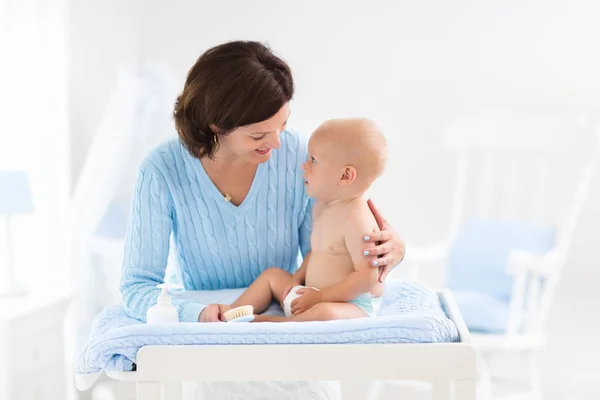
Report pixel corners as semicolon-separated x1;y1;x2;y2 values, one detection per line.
252;135;266;141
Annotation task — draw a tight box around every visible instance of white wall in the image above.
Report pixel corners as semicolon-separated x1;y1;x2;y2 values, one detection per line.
69;0;140;186
69;1;600;398
70;0;600;256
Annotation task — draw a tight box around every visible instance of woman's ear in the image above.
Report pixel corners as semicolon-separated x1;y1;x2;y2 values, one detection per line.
340;166;357;186
209;123;220;133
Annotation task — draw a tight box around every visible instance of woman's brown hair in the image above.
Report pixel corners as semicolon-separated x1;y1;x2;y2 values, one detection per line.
174;40;294;159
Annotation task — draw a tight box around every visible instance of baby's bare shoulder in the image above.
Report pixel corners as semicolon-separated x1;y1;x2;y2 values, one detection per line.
343;199;378;230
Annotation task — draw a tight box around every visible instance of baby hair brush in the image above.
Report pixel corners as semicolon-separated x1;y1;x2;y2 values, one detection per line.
223;305;255;322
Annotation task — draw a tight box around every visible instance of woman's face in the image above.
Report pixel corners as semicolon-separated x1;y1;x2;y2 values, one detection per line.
217;103;290;165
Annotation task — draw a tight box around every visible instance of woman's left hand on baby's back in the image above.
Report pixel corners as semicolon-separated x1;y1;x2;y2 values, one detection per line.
364;199;406;282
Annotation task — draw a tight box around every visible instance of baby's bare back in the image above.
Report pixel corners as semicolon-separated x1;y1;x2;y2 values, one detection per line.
305;200;383;297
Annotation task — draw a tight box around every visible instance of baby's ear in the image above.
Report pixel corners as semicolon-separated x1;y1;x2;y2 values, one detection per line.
340;166;357;186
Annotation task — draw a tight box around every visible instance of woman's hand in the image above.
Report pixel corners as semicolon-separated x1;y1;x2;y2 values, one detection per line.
198;304;227;322
290;287;322;315
363;199;406;282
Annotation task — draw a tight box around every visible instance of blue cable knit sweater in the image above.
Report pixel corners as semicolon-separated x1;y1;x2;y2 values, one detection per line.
120;129;313;322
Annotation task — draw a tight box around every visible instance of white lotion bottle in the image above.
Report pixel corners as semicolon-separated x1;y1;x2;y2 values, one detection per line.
146;283;182;324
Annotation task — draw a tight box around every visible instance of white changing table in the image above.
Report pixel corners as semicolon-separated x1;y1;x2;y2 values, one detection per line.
104;289;476;400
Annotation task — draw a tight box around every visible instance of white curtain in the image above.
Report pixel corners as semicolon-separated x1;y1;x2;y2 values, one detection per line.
71;62;179;335
0;0;70;292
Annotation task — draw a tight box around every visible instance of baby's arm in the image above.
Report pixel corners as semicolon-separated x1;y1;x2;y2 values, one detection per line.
280;252;311;303
320;209;380;303
292;251;310;284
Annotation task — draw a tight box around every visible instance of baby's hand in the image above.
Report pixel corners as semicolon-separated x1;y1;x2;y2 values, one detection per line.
199;304;228;322
291;288;322;315
280;280;300;307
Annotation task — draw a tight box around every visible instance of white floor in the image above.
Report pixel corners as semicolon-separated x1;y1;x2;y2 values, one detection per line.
536;264;600;400
88;378;599;400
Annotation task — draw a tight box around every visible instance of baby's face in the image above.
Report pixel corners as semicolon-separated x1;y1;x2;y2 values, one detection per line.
301;135;343;200
301;118;386;200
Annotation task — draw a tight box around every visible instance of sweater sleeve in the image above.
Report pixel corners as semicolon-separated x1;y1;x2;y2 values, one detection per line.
120;165;206;322
298;196;315;258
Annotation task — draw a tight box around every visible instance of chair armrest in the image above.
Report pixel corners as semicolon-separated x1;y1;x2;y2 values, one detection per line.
506;249;561;278
404;241;451;264
505;249;561;334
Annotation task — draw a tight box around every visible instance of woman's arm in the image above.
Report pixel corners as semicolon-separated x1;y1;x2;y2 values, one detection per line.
119;166;206;322
298;197;315;258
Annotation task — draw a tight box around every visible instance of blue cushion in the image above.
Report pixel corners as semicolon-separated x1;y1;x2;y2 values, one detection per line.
452;291;509;333
446;218;555;332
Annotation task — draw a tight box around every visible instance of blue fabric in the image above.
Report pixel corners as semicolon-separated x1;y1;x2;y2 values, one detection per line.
349;294;382;317
95;202;129;239
119;130;314;323
0;171;34;215
447;218;555;333
76;279;459;379
451;291;509;333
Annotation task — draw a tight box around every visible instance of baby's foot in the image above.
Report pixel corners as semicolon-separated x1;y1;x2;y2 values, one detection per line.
220;304;232;313
219;304;233;320
250;314;267;323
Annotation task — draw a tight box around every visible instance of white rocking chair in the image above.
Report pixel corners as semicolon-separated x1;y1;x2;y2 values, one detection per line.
403;111;599;400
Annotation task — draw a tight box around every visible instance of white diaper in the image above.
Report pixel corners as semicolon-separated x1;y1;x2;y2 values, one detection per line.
282;285;320;317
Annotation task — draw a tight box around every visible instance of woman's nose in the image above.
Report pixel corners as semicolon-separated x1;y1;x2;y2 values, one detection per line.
267;131;281;149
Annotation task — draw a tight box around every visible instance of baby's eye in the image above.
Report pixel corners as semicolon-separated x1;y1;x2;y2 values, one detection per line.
311;156;316;163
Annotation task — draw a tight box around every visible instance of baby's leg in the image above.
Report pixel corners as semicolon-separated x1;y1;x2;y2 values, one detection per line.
253;302;366;322
230;267;292;314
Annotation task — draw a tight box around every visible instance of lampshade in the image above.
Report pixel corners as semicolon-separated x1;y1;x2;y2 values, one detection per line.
0;171;34;215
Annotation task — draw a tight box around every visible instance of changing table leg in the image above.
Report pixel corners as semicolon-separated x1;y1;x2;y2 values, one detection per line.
454;379;476;400
432;380;452;400
137;382;161;400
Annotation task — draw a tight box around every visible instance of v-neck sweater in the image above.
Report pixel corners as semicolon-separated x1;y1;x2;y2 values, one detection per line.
119;129;313;322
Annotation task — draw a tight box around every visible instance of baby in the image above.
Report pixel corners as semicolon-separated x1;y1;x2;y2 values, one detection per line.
227;118;387;322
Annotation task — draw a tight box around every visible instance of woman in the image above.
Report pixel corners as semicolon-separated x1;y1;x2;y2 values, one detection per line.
120;40;405;324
